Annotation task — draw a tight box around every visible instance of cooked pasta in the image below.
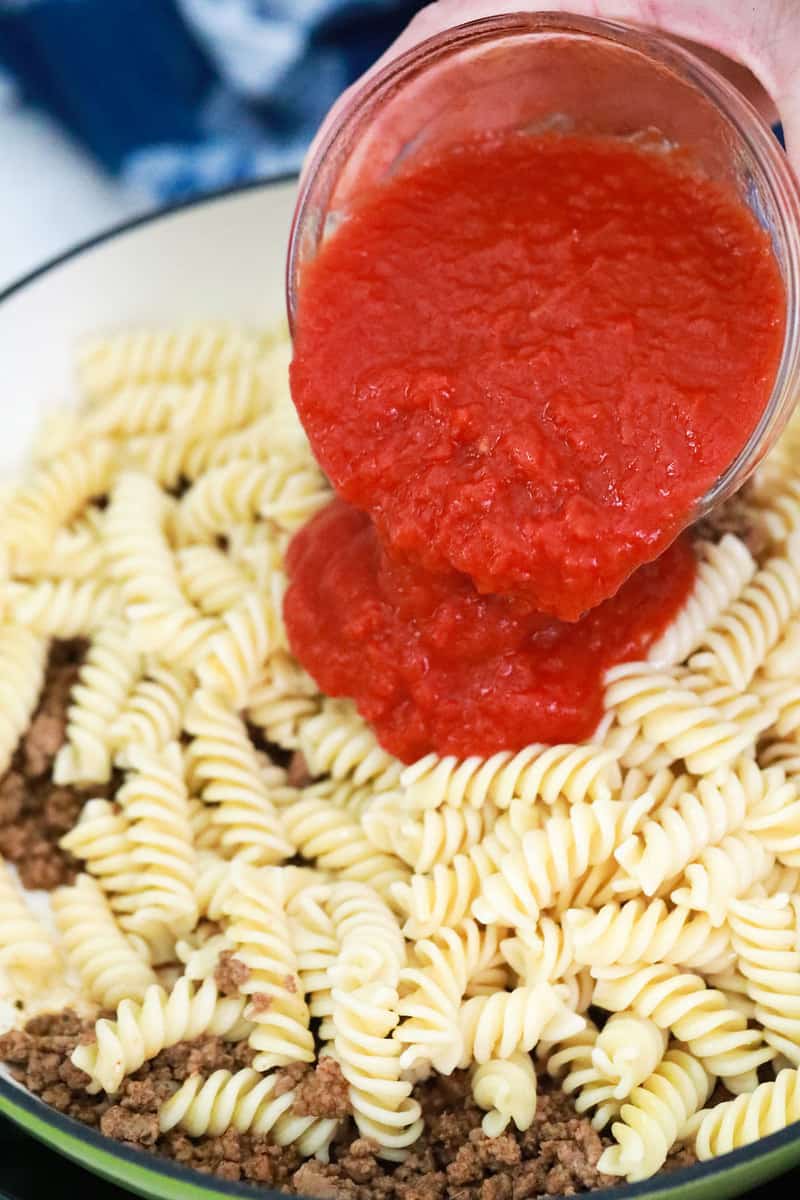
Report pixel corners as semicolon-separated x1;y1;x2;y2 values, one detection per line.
592;962;775;1091
110;664;192;761
603;663;772;773
598;1048;713;1182
111;743;198;954
159;1067;339;1159
541;1023;620;1130
564;899;732;972
274;780;410;903
52;874;156;1007
693;1066;800;1160
471;1051;538;1136
398;742;620;812
0;860;60;989
647;535;756;667
9;316;800;1185
71;975;251;1094
300;698;402;791
0;626;48;775
728;896;800;1065
396;920;506;1073
77;323;259;397
54;618;143;784
688;543;800;690
592;1014;668;1099
185;689;293;865
222;864;315;1070
458;983;585;1065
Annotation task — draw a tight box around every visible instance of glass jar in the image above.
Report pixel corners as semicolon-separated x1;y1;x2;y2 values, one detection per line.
286;11;800;516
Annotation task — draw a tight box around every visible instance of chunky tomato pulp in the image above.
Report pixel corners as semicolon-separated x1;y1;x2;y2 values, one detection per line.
285;499;697;760
286;132;785;758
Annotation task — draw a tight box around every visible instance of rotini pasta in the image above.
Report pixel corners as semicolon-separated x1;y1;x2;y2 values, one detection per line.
471;1051;538;1136
693;1066;800;1160
299;699;402;791
592;1014;668;1099
598;1048;712;1182
592;962;775;1091
688;542;800;689
729;896;800;1064
564;899;732;972
52;874;156;1007
222;864;315;1070
71;975;251;1094
542;1023;620;1130
398;741;620;812
0;626;47;776
0;860;60;990
53;618;143;784
647;535;756;667
185;689;293;865
159;1067;339;1159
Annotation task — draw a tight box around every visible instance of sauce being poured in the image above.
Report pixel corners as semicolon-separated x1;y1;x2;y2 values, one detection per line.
286;131;785;757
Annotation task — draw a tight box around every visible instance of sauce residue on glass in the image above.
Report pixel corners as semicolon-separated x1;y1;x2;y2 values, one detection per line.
286;131;786;757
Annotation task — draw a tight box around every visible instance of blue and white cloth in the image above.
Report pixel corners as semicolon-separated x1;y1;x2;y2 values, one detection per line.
0;0;425;201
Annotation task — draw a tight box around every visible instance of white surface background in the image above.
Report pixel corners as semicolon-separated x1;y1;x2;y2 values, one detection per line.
0;106;150;292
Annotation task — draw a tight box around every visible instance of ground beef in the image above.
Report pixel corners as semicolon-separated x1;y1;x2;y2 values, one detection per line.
287;751;313;788
214;951;250;996
0;1015;646;1198
0;641;96;890
293;1057;351;1119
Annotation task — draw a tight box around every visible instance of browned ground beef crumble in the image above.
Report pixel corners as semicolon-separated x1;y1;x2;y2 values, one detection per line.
0;1012;696;1197
0;645;700;1196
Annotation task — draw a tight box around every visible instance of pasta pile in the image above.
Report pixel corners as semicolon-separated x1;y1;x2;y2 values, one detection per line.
2;320;800;1184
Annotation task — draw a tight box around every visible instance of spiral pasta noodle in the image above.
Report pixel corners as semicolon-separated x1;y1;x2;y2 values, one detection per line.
328;982;421;1159
458;983;584;1065
603;663;773;774
670;830;774;927
729;896;800;1065
0;860;60;990
598;1048;713;1182
471;1052;538;1137
77;323;259;397
396;920;506;1073
195;590;279;708
53;618;143;784
246;650;321;751
363;800;495;873
693;1066;800;1160
688;542;800;690
52;874;156;1008
300;698;402;791
71;975;251;1094
275;780;410;903
110;664;192;762
613;762;765;897
647;535;756;667
398;741;620;812
0;626;47;776
592;1014;668;1099
111;743;198;956
158;1067;339;1159
564;899;732;973
473;799;647;930
5;577;118;637
541;1024;620;1130
185;689;293;865
2;439;116;561
592;962;775;1091
176;544;253;616
222;864;315;1070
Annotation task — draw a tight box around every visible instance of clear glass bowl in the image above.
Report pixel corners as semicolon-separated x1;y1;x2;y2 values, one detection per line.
286;11;800;518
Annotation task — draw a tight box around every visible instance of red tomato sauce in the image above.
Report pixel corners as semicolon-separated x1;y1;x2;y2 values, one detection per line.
285;499;697;760
286;131;785;758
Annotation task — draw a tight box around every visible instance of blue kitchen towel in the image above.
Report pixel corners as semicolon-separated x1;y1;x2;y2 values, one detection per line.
0;1;786;203
0;0;425;201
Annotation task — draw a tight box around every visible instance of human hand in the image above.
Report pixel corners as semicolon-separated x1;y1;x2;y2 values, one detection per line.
302;0;800;180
